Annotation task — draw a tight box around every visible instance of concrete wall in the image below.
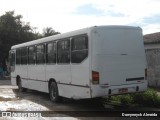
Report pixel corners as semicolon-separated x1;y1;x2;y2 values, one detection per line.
145;44;160;87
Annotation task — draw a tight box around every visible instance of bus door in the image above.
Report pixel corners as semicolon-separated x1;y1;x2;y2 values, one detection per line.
9;50;16;85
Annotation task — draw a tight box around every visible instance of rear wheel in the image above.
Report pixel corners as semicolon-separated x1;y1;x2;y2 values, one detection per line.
17;78;26;92
49;82;62;102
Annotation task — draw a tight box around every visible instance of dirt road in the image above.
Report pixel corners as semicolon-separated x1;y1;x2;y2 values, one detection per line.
0;79;116;120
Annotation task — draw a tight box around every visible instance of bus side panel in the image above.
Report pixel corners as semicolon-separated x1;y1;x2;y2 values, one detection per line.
46;64;72;94
71;59;90;87
27;65;47;92
11;69;16;86
16;65;28;88
11;76;17;86
58;84;91;99
48;65;72;84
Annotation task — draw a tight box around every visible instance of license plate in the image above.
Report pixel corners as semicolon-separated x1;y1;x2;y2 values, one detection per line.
119;88;128;93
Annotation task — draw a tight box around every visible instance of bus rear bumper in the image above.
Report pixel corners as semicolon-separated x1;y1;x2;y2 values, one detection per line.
91;81;148;98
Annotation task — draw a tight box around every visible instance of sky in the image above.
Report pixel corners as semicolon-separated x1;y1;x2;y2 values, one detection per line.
0;0;160;35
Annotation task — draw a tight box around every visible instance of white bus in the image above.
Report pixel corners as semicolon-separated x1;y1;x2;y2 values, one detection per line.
10;25;147;102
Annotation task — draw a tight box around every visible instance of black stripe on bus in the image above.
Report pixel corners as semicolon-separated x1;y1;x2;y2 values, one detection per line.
58;82;90;88
126;77;144;81
11;77;48;83
22;78;48;82
11;76;89;88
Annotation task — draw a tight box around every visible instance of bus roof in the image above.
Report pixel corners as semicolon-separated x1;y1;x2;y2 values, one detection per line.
11;25;141;49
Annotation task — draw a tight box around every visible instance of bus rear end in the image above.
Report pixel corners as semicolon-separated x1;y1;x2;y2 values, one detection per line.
90;26;147;98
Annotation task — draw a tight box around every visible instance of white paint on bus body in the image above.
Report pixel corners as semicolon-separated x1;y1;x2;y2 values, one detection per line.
10;25;147;99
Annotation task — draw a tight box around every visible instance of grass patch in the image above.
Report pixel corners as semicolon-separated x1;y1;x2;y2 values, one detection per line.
105;88;160;107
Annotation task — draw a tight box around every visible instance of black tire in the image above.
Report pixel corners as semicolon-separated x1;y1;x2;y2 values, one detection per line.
49;82;61;102
17;78;26;92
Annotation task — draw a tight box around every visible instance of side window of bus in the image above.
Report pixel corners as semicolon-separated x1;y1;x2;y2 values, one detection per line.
46;42;56;64
28;46;36;64
10;52;16;72
11;52;15;67
36;44;45;64
21;47;28;65
57;39;70;64
16;49;21;65
71;35;88;63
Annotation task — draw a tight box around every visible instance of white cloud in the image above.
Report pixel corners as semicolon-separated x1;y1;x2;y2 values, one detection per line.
0;0;160;34
142;24;160;34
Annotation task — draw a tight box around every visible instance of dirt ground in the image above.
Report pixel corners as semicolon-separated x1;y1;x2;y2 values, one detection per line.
0;79;160;120
0;79;115;120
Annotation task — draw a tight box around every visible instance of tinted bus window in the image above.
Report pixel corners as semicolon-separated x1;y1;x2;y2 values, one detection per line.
11;52;15;67
10;52;15;72
36;44;45;64
46;42;56;64
16;49;21;64
28;46;36;64
21;47;28;65
71;36;88;63
57;39;70;64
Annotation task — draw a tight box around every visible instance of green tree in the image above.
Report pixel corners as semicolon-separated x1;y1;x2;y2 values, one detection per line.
0;11;39;62
42;27;60;37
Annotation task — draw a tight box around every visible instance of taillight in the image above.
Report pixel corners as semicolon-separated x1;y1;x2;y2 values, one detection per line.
145;68;147;80
92;71;99;84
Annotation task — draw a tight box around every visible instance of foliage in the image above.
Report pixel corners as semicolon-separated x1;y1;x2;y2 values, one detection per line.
0;11;37;62
106;88;160;107
132;88;160;107
120;94;133;104
109;94;133;105
43;27;60;37
0;11;60;63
